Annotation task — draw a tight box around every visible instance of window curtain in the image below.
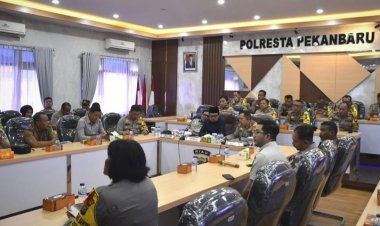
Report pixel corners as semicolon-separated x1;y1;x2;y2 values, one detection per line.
81;52;101;101
0;45;43;111
92;56;138;115
34;47;54;105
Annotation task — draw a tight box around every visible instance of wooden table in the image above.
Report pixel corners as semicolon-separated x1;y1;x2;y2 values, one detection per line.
0;147;297;226
356;181;380;226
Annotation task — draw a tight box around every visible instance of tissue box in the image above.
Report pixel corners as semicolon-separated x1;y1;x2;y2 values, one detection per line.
177;163;192;174
238;149;251;160
43;193;75;212
0;149;14;160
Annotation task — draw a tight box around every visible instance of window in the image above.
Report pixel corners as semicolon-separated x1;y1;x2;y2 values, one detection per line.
0;46;43;112
92;57;138;115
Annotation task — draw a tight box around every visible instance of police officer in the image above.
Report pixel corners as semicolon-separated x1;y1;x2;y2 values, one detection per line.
116;105;149;135
226;111;256;140
285;100;311;126
330;102;358;132
368;92;380;119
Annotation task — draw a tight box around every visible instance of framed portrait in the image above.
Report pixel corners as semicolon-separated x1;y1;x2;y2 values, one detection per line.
183;52;197;72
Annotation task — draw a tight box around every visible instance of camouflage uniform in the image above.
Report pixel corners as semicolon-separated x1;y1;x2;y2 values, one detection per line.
278;104;292;116
186;118;204;136
285;111;311;126
369;103;380;116
255;107;277;120
232;98;250;110
116;116;149;134
330;112;358;132
313;104;329;117
226;121;257;140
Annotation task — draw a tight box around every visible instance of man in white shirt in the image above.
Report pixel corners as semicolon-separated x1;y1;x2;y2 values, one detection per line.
242;119;287;198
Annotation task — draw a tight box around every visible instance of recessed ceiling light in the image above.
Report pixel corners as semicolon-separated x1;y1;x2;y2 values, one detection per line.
158;24;164;29
113;14;119;19
217;0;225;5
52;0;59;5
316;9;324;14
253;15;260;20
202;19;208;24
223;40;228;45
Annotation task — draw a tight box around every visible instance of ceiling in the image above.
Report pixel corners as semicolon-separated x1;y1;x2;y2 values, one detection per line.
1;0;380;39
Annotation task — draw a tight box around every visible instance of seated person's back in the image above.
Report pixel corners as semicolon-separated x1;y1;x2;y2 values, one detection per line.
116;105;149;135
24;112;56;148
75;105;106;141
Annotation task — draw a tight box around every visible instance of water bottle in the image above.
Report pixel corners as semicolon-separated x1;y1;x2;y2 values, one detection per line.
224;146;230;159
55;139;62;150
151;127;156;136
96;134;102;145
192;156;198;172
78;183;87;203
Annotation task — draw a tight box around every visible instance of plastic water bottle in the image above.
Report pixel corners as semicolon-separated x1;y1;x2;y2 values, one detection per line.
96;135;102;145
55;139;61;150
78;183;87;203
192;156;198;172
224;146;230;159
151;127;156;136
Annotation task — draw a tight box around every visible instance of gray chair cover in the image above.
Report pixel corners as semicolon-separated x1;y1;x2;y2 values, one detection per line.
4;117;33;145
322;136;357;196
102;113;121;133
280;148;328;226
192;105;213;119
40;109;56;120
178;187;248;226
269;98;280;109
247;161;297;226
219;110;237;135
72;108;87;118
147;105;161;118
353;101;365;119
57;115;80;142
251;114;274;124
0;110;22;127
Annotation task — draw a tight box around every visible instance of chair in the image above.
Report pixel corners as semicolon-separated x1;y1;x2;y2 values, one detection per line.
0;110;22;127
311;136;357;225
193;105;213;119
247;161;297;226
269;98;280;109
178;187;248;226
245;97;255;107
56;115;80;142
102;113;121;133
280;148;328;226
146;104;161;118
353;101;365;119
72;108;87;118
251;114;275;124
219;110;237;135
4;117;33;145
233;105;245;112
40;109;56;121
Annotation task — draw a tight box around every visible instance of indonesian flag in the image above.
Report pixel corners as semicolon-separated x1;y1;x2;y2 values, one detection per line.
142;77;147;113
148;76;155;106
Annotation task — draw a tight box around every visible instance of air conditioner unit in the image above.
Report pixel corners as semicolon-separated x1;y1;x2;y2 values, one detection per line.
105;38;135;51
0;20;26;37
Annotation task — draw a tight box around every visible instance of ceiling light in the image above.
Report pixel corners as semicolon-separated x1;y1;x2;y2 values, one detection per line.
158;24;164;29
52;0;59;5
316;9;324;14
217;0;225;5
202;19;208;25
253;15;260;20
223;40;228;45
113;14;119;19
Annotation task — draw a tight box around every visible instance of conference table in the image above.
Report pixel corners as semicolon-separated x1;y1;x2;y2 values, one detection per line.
356;180;380;226
0;139;297;225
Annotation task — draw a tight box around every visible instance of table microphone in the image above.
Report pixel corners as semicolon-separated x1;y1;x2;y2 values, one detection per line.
218;160;240;168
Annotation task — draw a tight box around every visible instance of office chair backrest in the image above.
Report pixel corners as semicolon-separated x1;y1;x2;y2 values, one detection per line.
146;104;161;118
0;110;22;127
72;108;87;118
102;113;121;133
178;187;248;226
4;117;33;145
281;148;328;226
322;136;357;196
219;110;237;135
251;114;275;124
40;109;56;120
247;161;296;226
196;105;213;114
353;101;365;119
57;114;80;142
312;139;338;209
269;98;280;109
233;105;245;112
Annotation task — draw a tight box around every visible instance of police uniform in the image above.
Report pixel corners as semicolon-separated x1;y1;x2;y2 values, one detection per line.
278;104;292;116
232;98;250;109
313;104;329;117
117;116;149;134
369;103;380;116
255;107;277;120
330;112;358;132
285;111;311;126
226;121;257;140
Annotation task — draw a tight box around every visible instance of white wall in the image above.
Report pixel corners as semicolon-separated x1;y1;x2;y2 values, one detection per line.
0;13;152;111
177;38;203;116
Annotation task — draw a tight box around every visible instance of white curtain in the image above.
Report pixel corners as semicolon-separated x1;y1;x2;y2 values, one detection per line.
0;45;43;111
92;57;138;116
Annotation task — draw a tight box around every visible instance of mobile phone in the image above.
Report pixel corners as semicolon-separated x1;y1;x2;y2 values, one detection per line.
246;164;252;167
222;174;235;180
